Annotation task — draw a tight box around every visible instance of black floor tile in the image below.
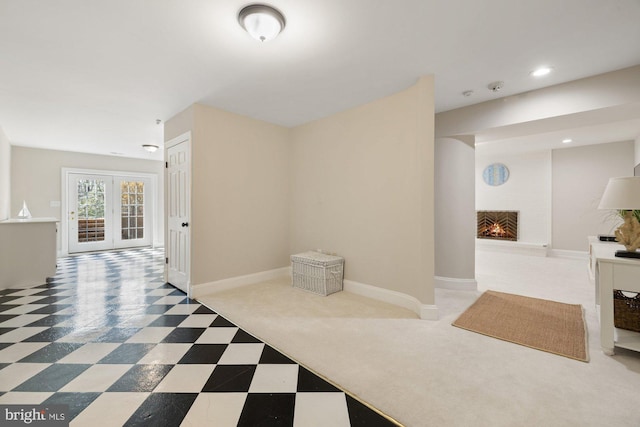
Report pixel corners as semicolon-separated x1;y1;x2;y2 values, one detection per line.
297;367;340;392
41;392;101;422
97;343;156;364
0;296;22;304
94;327;141;343
14;364;91;392
259;345;296;364
24;315;74;327
178;344;227;364
0;343;12;351
17;342;85;363
124;393;198;427
193;305;216;315
237;393;296;427
144;305;173;314
346;394;398;426
0;305;19;313
161;327;205;343
232;329;262;344
210;316;235;327
202;365;256;392
147;315;188;327
31;296;73;305
0;314;19;324
28;304;73;314
22;327;74;342
0;328;16;336
107;364;173;392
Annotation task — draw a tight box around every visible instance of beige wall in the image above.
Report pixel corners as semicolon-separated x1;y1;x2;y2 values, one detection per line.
188;104;291;284
290;77;435;304
0;127;10;220
435;137;475;280
11;146;164;250
552;141;634;251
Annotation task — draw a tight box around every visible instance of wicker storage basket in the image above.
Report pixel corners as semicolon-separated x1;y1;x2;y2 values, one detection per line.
291;251;344;296
613;290;640;333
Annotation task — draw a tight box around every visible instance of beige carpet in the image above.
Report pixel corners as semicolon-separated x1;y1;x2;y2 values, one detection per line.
452;290;589;362
197;251;640;427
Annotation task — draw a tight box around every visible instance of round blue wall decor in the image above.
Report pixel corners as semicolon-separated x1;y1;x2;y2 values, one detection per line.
483;163;509;186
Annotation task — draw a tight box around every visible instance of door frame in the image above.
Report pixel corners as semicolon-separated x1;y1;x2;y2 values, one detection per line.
164;131;192;296
61;168;158;256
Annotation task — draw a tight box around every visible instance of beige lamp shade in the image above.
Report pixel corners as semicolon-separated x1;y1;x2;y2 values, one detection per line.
598;177;640;210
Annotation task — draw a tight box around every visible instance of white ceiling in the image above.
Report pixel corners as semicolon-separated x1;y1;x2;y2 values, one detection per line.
1;0;640;160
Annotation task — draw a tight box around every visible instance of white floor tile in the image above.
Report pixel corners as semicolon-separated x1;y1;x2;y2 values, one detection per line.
180;393;247;427
5;289;47;297
0;327;49;343
0;392;54;404
4;296;48;305
59;364;131;392
293;393;351;427
217;343;264;365
153;296;187;305
125;327;174;343
146;289;175;297
164;305;199;315
0;363;51;391
178;315;217;328
70;392;150;427
1;305;47;315
0;342;49;362
57;343;121;364
153;364;215;393
195;327;238;344
137;343;192;364
249;364;299;393
0;314;49;328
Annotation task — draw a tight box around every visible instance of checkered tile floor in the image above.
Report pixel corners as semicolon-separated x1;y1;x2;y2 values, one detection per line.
0;248;398;426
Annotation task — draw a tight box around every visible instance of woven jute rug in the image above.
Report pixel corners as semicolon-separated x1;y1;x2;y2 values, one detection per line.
452;290;589;362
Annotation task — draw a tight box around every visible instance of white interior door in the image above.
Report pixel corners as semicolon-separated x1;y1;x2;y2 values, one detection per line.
67;172;154;254
167;138;191;294
68;174;114;253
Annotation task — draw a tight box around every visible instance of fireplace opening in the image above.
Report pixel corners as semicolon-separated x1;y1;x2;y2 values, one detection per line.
477;211;518;241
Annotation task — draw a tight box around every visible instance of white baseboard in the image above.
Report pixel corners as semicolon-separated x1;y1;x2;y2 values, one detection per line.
192;266;290;299
434;276;477;291
476;239;548;257
343;279;438;320
547;249;588;260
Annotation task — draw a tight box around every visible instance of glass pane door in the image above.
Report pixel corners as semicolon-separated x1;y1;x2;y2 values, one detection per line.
68;174;113;253
114;177;151;249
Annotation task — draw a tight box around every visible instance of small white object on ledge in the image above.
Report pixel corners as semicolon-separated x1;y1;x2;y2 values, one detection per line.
17;200;32;219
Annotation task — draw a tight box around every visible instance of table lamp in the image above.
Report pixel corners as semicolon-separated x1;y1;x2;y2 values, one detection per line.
598;176;640;258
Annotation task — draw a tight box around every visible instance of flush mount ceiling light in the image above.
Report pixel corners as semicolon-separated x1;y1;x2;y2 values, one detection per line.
238;4;286;42
142;144;159;153
531;66;553;77
562;138;573;144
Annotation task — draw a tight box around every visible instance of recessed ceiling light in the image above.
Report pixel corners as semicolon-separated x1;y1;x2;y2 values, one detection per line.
531;67;553;77
562;138;573;144
462;90;474;97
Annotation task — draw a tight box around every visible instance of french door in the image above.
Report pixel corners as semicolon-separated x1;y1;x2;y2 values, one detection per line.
68;173;152;253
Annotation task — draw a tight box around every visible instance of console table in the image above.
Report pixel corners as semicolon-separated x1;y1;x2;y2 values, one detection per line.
593;241;640;355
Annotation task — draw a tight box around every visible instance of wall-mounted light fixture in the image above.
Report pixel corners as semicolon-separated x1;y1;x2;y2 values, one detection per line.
142;144;159;153
238;4;286;42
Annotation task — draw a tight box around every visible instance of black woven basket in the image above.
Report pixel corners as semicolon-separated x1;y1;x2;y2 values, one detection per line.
614;290;640;333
